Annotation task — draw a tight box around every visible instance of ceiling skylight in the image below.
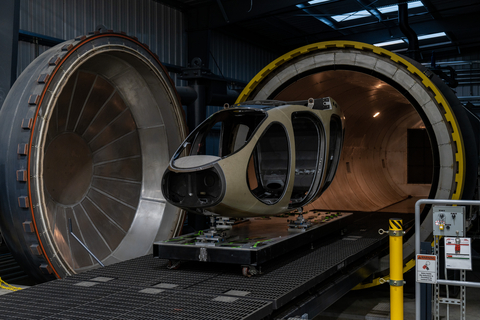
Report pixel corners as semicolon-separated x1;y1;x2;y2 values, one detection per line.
332;1;425;22
418;32;447;40
331;10;371;22
307;0;333;4
373;32;448;47
378;1;424;14
374;39;405;47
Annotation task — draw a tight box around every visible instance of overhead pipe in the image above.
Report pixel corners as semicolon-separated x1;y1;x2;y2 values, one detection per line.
398;2;420;61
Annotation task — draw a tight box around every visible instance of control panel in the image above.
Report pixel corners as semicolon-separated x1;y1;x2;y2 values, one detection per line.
432;206;465;236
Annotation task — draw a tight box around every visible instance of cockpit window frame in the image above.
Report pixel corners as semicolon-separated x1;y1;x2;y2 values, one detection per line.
171;107;268;170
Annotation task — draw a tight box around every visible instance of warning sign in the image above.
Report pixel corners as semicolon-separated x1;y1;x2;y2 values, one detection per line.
445;237;472;270
416;254;437;284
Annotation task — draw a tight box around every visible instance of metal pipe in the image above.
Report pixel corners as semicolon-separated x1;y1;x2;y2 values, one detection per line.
389;218;404;320
415;199;480;320
216;0;229;23
398;3;420;60
68;219;104;267
436;279;480;288
458;96;480;100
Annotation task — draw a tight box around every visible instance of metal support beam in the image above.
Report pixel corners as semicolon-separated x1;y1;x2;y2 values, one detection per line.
0;0;20;110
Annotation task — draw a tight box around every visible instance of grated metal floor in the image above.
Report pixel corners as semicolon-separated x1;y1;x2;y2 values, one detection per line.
0;213;406;319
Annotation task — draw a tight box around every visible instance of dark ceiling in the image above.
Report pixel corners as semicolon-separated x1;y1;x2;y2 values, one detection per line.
158;0;480;61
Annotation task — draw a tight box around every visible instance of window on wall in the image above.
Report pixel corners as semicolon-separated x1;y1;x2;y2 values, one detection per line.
407;128;433;184
247;123;289;204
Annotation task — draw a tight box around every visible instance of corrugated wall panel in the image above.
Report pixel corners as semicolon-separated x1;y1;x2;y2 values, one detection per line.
209;30;277;83
17;0;186;76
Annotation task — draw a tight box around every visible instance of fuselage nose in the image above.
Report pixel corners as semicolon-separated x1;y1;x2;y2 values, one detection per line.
162;163;225;212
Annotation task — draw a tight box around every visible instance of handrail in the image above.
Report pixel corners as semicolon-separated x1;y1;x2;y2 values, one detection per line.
415;199;480;320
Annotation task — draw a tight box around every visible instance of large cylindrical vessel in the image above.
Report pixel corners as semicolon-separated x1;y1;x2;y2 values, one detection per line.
0;32;188;282
236;41;479;266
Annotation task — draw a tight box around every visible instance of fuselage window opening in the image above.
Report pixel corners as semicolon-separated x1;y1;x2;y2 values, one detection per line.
181;109;266;159
290;113;322;205
247;123;290;205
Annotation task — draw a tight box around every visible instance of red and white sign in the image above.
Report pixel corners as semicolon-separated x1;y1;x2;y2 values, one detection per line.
416;254;437;284
445;237;472;270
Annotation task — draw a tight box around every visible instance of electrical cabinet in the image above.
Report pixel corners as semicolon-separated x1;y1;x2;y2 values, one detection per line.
432;206;465;236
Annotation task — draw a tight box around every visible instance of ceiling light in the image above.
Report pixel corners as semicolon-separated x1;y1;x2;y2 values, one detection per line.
307;0;333;4
378;1;424;14
418;32;447;40
374;39;405;47
331;10;371;22
373;112;380;118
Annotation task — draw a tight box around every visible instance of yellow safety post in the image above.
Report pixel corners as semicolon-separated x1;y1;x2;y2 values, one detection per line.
389;218;404;320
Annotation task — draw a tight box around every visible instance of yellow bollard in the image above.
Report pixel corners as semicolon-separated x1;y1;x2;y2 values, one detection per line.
389;218;404;320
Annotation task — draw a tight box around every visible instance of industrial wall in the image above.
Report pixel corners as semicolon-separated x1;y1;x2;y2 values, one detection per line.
16;0;277;89
16;0;185;83
14;1;478;107
209;30;277;84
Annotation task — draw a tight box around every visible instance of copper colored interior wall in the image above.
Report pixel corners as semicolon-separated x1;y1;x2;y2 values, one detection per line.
274;70;431;212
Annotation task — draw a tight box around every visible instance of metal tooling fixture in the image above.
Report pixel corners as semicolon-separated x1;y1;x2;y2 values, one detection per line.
154;211;353;272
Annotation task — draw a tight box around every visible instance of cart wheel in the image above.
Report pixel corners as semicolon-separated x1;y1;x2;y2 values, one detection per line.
242;267;249;277
167;260;181;270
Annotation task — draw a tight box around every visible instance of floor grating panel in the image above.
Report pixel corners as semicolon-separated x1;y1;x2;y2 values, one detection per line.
0;213;407;319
